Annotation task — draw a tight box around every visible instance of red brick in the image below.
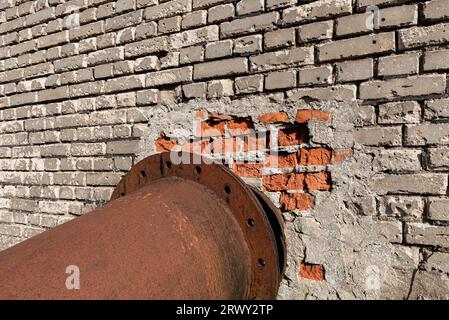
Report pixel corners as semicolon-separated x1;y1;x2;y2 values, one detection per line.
212;137;241;154
233;162;262;178
155;132;177;152
304;171;331;190
280;192;314;211
332;148;353;163
265;152;297;168
258;112;289;124
244;134;268;151
276;126;309;146
299;262;325;281
227;118;254;136
195;120;226;137
180;139;211;154
263;173;305;191
299;148;331;166
296;110;331;123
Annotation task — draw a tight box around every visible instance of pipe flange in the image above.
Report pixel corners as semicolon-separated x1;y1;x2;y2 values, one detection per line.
111;152;286;300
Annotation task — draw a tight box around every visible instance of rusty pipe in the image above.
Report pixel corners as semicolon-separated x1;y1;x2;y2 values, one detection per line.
0;152;286;300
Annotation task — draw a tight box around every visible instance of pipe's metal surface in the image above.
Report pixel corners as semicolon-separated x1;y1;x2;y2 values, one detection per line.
0;152;286;300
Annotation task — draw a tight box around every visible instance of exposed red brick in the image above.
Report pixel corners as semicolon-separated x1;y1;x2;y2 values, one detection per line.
258;112;289;124
227;118;254;136
332;148;353;163
299;148;332;166
276;126;309;147
295;110;331;124
155;132;177;152
211;137;241;154
262;173;305;191
180;139;211;154
265;152;297;168
244;134;268;152
280;192;314;211
304;171;331;190
299;262;325;281
195;120;226;137
233;162;262;178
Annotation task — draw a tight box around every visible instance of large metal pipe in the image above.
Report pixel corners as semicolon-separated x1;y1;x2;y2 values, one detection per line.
0;152;286;299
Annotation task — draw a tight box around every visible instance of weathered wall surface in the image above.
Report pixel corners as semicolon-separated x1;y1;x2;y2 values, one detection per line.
0;0;448;299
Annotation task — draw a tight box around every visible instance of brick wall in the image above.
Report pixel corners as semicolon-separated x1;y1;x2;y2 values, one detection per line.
0;0;448;299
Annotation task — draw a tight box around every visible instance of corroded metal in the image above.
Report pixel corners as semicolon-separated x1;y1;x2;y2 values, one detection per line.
0;152;286;300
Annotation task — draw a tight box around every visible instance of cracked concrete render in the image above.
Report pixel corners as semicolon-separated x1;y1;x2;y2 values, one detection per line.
124;98;449;299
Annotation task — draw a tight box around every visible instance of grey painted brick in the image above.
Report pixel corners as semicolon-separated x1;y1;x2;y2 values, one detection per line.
360;75;446;100
146;66;193;86
298;66;333;86
378;101;421;124
425;99;449;121
235;74;263;94
208;4;234;23
69;21;104;42
373;149;422;172
423;49;449;71
234;34;262;56
205;40;232;59
124;36;169;57
378;52;419;76
428;198;449;222
428;147;449;170
137;89;160;105
406;123;449;146
371;174;448;195
249;47;313;72
236;0;264;16
71;143;106;156
158;16;182;34
265;70;296;90
194;57;247;80
207;79;233;98
104;74;145;93
182;82;206;98
106;140;142;154
355;126;402;146
336;58;373;83
182;10;207;29
88;47;124;66
318;32;395;62
220;12;279;38
54;56;87;72
180;46;203;64
86;172;123;186
423;0;449;22
144;0;192;21
283;0;352;25
135;22;157;40
287;85;356;102
398;23;449;50
264;28;295;50
135;56;160;72
170;25;218;49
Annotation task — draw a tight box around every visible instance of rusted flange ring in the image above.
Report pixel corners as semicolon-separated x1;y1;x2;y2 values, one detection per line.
111;152;286;299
